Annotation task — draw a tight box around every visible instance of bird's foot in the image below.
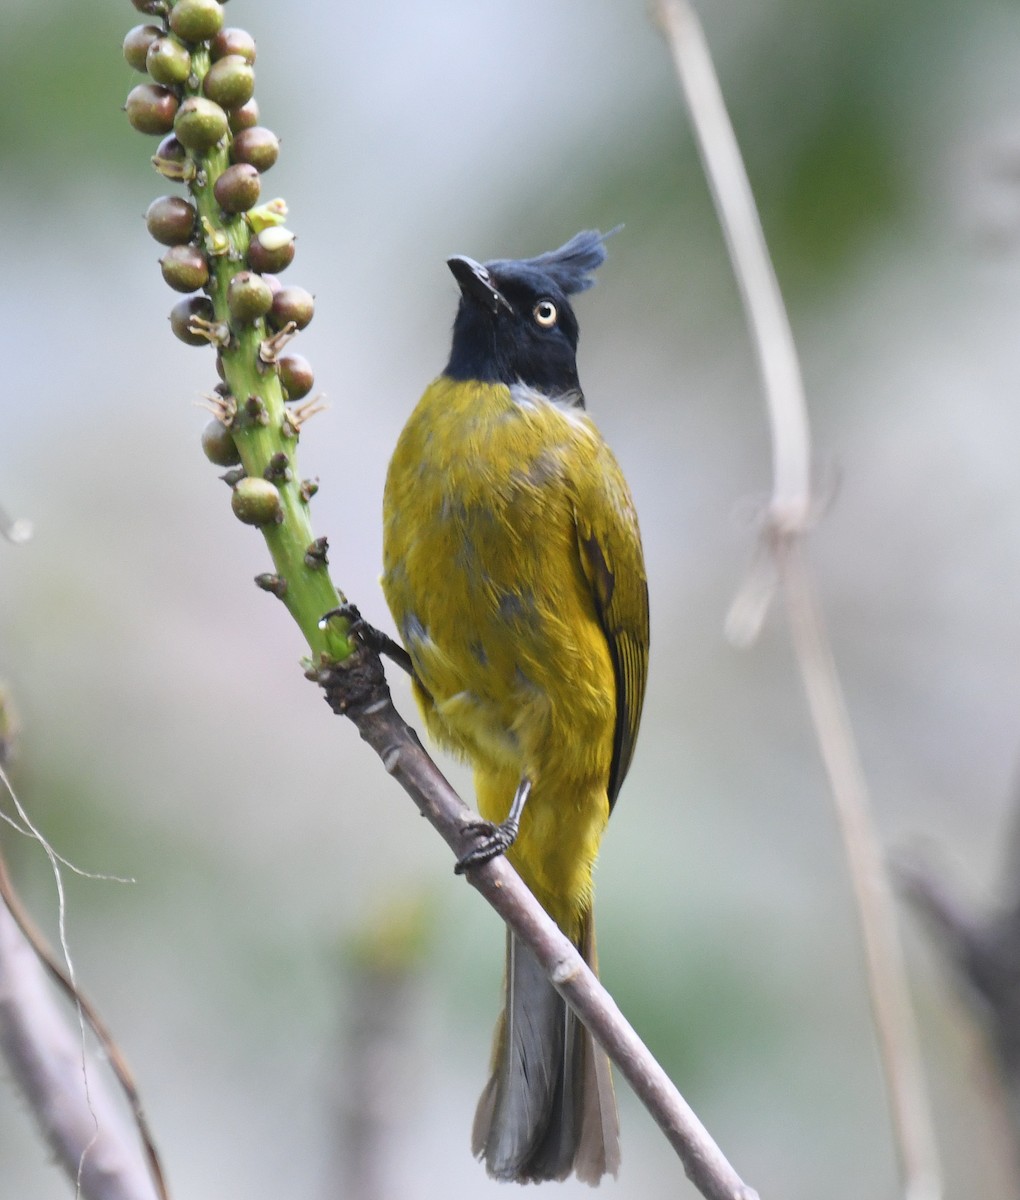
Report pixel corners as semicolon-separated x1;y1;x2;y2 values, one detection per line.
454;816;520;875
319;603;413;675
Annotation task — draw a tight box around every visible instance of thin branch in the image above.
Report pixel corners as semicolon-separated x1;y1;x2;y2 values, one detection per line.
317;653;759;1200
655;3;941;1199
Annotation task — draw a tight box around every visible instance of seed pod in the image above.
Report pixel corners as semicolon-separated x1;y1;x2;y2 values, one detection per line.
278;353;314;400
211;27;256;64
125;83;179;135
214;162;261;213
170;295;216;345
168;0;224;43
227;271;274;323
231;477;282;526
203;54;255;109
269;286;314;330
247;226;294;273
145;195;197;245
174;96;229;152
228;98;259;133
123;24;162;72
230;126;279;172
201;418;241;466
146;37;192;86
160;243;209;292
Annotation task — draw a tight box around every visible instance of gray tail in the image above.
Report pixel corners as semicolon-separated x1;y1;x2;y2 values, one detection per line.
471;913;620;1184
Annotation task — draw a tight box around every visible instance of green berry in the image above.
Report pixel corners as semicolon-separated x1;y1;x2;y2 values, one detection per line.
214;162;261;212
203;54;255;109
231;477;282;526
231;126;279;172
160;243;209;292
227;270;274;323
125;83;179;135
168;0;224;44
146;37;192;87
123;25;162;72
211;27;257;64
145;195;197;245
201;418;241;466
174;96;229;152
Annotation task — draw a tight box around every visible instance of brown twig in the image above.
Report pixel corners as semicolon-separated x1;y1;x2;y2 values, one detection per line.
655;3;941;1198
316;651;759;1200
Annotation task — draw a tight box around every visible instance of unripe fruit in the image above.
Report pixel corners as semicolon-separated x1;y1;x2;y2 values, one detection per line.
160;243;209;292
247;226;294;273
231;126;279;172
228;98;259;133
269;286;314;330
211;27;256;64
203;54;255;109
123;25;162;72
227;271;274;323
214;162;261;212
201;418;241;466
278;353;314;400
231;477;282;526
174;96;229;152
168;0;224;44
125;83;178;135
145;195;197;245
146;37;192;87
170;295;216;345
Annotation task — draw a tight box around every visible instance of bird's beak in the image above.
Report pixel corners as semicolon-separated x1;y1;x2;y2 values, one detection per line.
447;256;514;315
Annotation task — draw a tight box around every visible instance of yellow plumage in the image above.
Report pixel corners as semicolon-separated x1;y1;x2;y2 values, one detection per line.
380;232;648;1184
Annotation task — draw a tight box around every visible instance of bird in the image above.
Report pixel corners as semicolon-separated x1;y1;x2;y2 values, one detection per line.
379;229;649;1184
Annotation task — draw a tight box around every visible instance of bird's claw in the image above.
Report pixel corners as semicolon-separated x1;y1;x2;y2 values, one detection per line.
454;816;520;874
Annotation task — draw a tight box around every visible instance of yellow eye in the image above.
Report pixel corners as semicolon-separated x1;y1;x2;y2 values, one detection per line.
533;300;557;328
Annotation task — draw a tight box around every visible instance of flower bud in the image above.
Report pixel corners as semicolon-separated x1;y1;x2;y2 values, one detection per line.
168;0;225;43
231;477;282;526
247;226;294;273
278;353;314;400
123;25;162;72
214;162;261;213
228;98;259;133
170;295;216;344
125;83;179;135
227;271;274;323
145;195;197;245
231;126;279;173
211;27;257;64
146;37;192;86
174;96;229;152
203;54;255;109
201;418;241;466
160;243;210;292
269;286;314;330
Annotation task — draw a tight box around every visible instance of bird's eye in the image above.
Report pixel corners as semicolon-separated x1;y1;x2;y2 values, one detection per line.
533;300;558;328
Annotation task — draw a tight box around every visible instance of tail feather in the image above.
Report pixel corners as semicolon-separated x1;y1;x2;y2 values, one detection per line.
472;913;619;1184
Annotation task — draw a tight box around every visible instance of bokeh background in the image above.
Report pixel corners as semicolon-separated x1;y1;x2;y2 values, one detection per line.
3;1;1020;1197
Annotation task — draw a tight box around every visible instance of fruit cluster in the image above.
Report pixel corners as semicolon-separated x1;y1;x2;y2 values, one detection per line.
123;0;350;660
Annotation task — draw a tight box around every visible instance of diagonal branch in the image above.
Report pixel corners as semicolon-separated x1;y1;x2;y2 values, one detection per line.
316;652;759;1200
655;3;941;1199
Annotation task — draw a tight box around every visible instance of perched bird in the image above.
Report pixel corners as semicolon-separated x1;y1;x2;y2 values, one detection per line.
381;230;649;1184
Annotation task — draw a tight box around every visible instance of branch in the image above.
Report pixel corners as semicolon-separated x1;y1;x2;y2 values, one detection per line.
317;654;758;1200
655;4;941;1199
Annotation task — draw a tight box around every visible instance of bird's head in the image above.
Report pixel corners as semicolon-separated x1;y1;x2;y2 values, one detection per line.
444;229;614;399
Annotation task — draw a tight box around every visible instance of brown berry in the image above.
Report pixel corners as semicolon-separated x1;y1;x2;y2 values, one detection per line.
247;227;294;273
269;286;314;330
278;354;314;400
214;162;261;213
228;98;259;133
145;195;197;245
170;295;216;345
123;25;162;72
211;27;256;64
160;243;210;292
230;126;279;173
125;83;179;135
201;418;241;466
227;271;274;323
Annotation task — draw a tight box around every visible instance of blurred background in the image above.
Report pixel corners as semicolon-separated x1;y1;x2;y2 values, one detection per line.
3;1;1020;1196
